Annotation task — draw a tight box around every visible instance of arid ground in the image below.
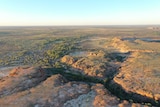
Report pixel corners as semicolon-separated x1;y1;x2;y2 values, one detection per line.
0;26;160;107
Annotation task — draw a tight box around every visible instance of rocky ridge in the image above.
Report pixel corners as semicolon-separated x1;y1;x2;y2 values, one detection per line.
111;37;160;104
0;67;148;107
61;50;119;79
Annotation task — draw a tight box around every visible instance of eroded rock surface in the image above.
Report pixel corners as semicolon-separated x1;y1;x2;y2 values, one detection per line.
63;84;120;107
114;52;160;101
61;50;119;79
0;68;90;107
0;67;48;98
63;83;147;107
112;37;160;102
0;67;148;107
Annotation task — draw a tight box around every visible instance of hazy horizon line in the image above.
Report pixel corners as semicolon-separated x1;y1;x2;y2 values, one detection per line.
0;24;160;27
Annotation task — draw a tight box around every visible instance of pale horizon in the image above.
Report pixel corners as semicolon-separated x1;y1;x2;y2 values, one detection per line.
0;0;160;26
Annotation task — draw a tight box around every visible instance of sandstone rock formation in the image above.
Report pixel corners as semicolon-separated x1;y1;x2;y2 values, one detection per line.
112;37;130;53
111;37;160;101
0;66;148;107
61;52;118;79
0;67;48;98
114;52;160;101
0;67;90;107
61;55;77;65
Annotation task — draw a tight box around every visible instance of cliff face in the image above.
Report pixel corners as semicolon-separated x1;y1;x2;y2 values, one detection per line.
0;67;146;107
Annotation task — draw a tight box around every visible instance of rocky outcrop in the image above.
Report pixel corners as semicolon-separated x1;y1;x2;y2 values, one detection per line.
114;52;160;101
0;67;48;98
63;84;120;107
0;68;90;107
88;50;105;57
61;52;118;79
63;84;147;107
61;55;77;65
0;66;148;107
112;37;130;53
111;37;160;53
92;84;119;107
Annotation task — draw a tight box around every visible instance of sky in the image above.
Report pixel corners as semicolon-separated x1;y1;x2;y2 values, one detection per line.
0;0;160;26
